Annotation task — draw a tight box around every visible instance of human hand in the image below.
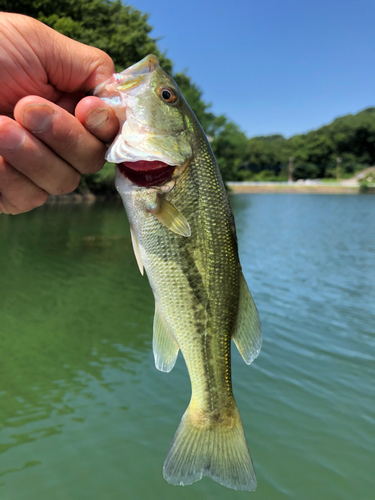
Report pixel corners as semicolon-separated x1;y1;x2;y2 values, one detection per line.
0;13;119;215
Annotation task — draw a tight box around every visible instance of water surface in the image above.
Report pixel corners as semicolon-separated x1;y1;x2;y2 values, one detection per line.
1;195;374;499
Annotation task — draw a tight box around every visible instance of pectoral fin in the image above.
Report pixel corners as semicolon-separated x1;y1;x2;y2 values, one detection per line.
151;196;191;237
153;304;179;372
232;272;262;364
130;224;144;275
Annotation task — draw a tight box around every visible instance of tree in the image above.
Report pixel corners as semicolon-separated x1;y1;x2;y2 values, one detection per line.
210;120;248;182
246;108;375;180
1;0;173;72
2;0;375;182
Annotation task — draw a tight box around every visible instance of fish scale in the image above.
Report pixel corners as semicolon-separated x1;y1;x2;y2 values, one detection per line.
125;145;238;409
95;54;262;491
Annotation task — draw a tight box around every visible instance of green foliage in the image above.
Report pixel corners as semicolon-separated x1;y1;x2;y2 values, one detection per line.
292;162;321;180
210;120;249;182
241;108;375;180
234;134;290;181
245;135;288;171
2;0;173;72
2;0;375;184
253;169;288;182
83;161;117;195
1;0;257;185
173;72;215;134
284;108;375;179
358;168;375;193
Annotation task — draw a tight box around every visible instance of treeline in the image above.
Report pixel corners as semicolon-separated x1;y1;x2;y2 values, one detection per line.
243;108;375;181
3;0;375;187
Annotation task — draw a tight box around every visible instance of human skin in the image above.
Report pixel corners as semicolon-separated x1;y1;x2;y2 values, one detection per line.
0;13;120;215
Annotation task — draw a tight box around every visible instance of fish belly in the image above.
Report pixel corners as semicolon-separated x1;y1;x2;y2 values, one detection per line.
122;159;257;490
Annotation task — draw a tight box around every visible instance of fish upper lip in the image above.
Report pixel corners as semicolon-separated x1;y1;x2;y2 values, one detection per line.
120;55;159;78
120;160;174;172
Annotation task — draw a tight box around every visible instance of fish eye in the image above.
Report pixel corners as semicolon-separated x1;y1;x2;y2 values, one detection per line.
160;87;177;103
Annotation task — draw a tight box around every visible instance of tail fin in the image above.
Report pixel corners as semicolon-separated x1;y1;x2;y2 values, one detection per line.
163;404;256;491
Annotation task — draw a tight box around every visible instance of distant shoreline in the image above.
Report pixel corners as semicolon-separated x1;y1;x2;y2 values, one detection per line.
227;181;360;194
45;181;366;205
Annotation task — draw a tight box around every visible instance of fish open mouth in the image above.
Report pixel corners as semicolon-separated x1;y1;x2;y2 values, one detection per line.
117;160;175;187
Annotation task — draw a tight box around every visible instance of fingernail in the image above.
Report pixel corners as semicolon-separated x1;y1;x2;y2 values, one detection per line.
85;108;110;128
0;123;25;151
22;104;54;133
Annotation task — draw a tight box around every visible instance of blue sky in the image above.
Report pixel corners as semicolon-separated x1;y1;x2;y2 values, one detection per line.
130;0;375;138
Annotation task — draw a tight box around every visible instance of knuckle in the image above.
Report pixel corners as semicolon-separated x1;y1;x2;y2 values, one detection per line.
92;48;114;70
0;158;48;213
0;194;14;214
52;171;81;195
0;190;48;215
14;188;48;213
83;155;105;175
57;126;81;150
78;145;106;174
30;190;49;209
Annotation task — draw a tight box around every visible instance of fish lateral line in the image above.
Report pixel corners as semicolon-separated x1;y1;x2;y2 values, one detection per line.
95;54;261;492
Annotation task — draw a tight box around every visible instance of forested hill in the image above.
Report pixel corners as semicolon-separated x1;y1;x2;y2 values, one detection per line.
2;0;375;183
244;107;375;181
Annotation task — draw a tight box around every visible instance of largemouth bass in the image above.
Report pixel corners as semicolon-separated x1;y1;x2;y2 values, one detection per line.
95;55;262;491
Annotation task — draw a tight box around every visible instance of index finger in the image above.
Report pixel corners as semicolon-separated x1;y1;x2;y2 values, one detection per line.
13;96;118;175
75;96;119;144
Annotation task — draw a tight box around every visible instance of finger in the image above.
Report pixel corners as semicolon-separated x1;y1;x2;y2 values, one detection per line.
14;96;111;174
0;116;81;195
75;96;119;144
0;157;48;215
5;13;115;94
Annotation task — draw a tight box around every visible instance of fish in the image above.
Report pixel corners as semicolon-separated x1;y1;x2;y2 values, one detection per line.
94;55;262;491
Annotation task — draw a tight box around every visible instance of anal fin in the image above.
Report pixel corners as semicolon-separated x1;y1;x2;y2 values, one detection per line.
153;304;179;372
232;272;262;364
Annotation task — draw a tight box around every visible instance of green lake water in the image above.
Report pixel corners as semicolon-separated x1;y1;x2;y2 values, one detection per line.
0;194;374;500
